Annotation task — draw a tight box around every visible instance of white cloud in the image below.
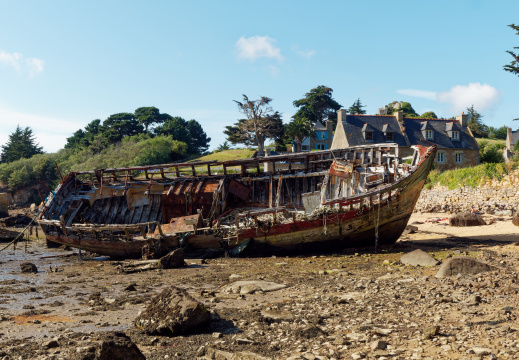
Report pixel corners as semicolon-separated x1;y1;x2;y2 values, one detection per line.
235;36;283;61
0;106;81;153
397;89;437;101
291;45;316;59
437;83;500;113
397;83;500;113
0;51;44;77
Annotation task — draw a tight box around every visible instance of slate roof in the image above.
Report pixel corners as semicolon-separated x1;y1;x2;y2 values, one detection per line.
403;118;478;150
509;130;519;148
341;115;408;146
313;122;327;130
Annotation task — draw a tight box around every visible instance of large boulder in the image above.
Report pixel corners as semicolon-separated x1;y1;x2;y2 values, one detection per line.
20;262;38;273
158;248;185;269
449;212;486;227
96;331;145;360
435;257;495;278
513;211;519;226
134;286;211;336
400;249;439;266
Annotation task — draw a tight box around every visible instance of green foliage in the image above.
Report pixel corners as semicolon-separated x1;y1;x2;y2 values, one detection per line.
387;101;418;117
466;105;488;137
425;162;518;190
420;111;438;119
347;98;366;115
488;125;508;139
227;95;284;154
0;136;187;190
216;141;231;151
478;140;504;163
65;108;210;155
293;86;342;126
515;140;519;152
0;126;44;163
504;23;519;77
285;116;315;152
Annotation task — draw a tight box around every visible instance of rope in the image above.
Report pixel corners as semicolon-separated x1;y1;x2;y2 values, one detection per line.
0;207;43;253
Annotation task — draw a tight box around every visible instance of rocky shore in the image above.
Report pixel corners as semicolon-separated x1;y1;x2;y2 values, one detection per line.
0;213;518;359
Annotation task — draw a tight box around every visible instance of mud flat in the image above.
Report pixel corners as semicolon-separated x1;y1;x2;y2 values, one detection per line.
0;213;519;359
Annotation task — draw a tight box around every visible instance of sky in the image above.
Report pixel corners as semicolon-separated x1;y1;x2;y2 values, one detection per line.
0;0;518;153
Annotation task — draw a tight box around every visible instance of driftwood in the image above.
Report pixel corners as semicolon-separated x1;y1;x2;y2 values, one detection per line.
117;248;185;273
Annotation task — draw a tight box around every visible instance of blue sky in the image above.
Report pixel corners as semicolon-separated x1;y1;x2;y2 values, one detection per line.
0;0;518;152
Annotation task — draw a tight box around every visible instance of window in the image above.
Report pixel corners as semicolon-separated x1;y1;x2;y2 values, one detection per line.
455;153;462;163
451;131;460;140
365;132;373;141
425;130;434;140
315;143;327;150
301;145;309;151
437;152;445;163
386;132;393;141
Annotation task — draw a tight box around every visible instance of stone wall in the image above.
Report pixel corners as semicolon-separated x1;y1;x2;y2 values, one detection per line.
415;169;519;215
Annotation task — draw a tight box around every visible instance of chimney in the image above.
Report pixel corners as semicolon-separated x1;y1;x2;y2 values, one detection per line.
325;119;333;132
337;109;347;124
395;110;404;124
456;111;468;127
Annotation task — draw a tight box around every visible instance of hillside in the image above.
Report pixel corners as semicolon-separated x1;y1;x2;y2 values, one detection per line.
190;148;256;162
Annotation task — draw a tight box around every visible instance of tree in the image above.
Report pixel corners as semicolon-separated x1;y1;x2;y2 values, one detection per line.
226;95;284;155
285;117;315;152
186;119;211;154
347;98;366;115
134;106;163;134
154;116;210;154
102;113;144;143
387;101;419;117
0;125;43;163
420;111;438;119
293;86;342;126
504;23;519;77
217;141;231;151
466;105;488;138
488;125;508;140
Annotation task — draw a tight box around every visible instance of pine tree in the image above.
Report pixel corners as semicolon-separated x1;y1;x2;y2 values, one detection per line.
466;105;488;138
0;125;43;163
504;23;519;77
347;98;366;115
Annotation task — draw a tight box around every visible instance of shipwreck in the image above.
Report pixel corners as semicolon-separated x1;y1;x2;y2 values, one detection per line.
37;144;437;258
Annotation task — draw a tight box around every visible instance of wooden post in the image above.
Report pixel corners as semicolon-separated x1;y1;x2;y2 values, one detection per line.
191;164;196;176
175;166;180;177
160;168;165;178
207;164;211;176
59;216;68;236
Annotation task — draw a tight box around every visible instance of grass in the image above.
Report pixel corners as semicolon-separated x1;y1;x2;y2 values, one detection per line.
425;162;518;190
190;148;256;163
476;137;506;148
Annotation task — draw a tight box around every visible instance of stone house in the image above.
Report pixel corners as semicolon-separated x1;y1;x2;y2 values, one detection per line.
331;109;479;169
296;120;334;151
504;127;519;161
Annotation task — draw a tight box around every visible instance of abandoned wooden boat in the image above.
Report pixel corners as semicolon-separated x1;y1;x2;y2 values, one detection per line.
37;144;436;258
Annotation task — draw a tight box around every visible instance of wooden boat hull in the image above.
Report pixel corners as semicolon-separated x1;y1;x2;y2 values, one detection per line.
38;144;436;258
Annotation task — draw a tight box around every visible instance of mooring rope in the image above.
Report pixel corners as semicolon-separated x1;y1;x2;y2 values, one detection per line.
0;207;43;253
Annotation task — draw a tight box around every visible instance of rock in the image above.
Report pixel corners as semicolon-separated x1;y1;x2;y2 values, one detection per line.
400;249;439;266
403;225;418;234
435;257;496;278
134;286;211;336
513;213;519;226
449;212;486;227
423;325;440;339
472;347;492;356
158;248;185;269
333;334;347;345
336;292;364;303
30;203;37;213
123;284;137;291
295;325;326;339
221;280;286;295
20;262;38;273
204;348;272;360
95;331;145;360
260;309;294;322
44;340;59;349
370;340;387;350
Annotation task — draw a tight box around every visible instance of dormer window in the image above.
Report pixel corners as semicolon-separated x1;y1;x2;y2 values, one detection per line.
425;130;434;140
451;131;460;141
421;121;435;141
382;123;394;142
362;123;375;142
